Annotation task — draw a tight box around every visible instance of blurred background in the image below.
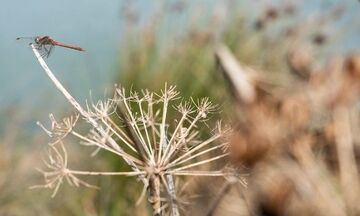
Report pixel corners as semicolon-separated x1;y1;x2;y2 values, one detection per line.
1;0;360;215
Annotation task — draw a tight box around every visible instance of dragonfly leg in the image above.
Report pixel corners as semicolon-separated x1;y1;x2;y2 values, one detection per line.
34;44;47;58
43;46;50;58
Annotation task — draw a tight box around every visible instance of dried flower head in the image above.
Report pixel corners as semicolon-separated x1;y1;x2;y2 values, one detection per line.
34;82;231;215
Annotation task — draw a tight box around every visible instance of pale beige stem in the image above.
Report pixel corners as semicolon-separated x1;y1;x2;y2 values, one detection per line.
334;107;360;213
148;175;162;216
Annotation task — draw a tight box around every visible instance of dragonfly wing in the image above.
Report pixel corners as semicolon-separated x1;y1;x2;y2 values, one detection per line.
37;44;54;58
47;45;55;58
43;44;50;58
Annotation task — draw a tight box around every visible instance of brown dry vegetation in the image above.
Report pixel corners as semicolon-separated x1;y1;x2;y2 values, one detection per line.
213;46;360;216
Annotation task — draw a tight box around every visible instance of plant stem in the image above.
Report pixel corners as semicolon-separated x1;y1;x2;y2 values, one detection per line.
148;175;162;216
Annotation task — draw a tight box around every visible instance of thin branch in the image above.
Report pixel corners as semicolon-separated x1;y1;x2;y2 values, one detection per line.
169;153;229;172
68;170;146;176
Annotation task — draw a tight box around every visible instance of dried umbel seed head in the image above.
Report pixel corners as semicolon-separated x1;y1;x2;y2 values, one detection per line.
312;33;327;46
254;7;279;31
287;46;313;80
264;7;279;20
229;126;272;167
344;55;360;79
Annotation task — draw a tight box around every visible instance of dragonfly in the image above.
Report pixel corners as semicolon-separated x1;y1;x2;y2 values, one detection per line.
16;36;85;58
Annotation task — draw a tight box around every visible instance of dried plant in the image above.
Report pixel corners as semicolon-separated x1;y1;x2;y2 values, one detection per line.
215;43;360;216
27;44;237;216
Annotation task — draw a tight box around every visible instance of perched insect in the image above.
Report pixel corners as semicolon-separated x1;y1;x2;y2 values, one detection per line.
16;36;85;58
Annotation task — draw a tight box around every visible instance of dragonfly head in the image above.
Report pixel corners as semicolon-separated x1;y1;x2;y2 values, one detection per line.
34;36;41;43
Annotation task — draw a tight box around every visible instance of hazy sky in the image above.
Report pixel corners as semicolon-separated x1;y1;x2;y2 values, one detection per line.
0;0;122;110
